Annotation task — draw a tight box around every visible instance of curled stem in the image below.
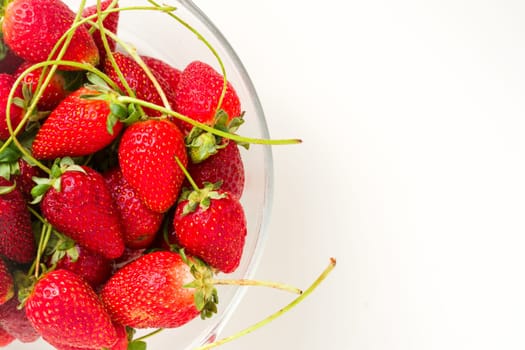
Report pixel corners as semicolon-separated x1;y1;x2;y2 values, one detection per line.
118;96;301;146
193;258;337;350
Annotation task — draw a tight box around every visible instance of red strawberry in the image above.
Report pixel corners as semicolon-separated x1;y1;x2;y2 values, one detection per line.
187;140;245;199
0;259;13;305
39;165;125;259
82;0;120;64
0;36;23;74
44;322;128;350
0;177;36;263
118;119;188;213
13;159;44;201
101;251;217;328
142;55;181;93
52;244;113;289
0;325;14;346
0;296;40;343
31;86;124;160
0;73;25;141
2;0;99;69
103;52;175;117
14;61;73;111
104;167;163;249
174;60;241;134
25;269;118;349
172;185;247;273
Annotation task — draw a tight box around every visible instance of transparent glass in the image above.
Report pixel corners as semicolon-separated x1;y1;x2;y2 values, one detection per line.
10;0;273;349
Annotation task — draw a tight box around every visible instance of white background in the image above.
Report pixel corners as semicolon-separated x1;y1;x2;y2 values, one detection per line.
196;1;525;350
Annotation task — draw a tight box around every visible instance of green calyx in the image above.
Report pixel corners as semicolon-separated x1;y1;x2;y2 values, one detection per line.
81;72;141;134
0;140;21;181
179;181;226;216
30;157;85;204
45;231;78;266
186;110;246;164
180;250;219;320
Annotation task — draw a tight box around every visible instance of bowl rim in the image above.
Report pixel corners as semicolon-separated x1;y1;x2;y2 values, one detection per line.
178;0;275;347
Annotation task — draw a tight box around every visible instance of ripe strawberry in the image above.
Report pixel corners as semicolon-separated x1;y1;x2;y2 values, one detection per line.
14;61;73;111
103;52;175;117
173;185;247;273
13;159;44;202
0;177;35;263
31;86;124;160
187;140;245;199
0;296;40;343
101;251;217;328
0;259;13;305
44;322;128;350
39;165;125;259
118;119;188;213
82;0;120;64
0;36;23;74
174;60;241;134
0;73;25;141
142;55;181;93
25;269;118;349
2;0;99;69
52;243;113;289
0;325;14;347
104;166;163;249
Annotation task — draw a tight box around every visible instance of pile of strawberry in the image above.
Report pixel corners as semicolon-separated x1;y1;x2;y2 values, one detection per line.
0;0;255;349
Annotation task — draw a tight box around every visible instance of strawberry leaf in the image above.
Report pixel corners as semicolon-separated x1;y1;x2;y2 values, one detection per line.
0;181;16;195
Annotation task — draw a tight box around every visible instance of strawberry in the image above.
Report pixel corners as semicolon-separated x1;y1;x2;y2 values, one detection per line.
2;0;99;69
101;251;217;328
0;73;25;141
0;36;23;74
142;55;181;93
0;259;13;305
172;184;247;273
103;52;175;117
31;86;124;160
0;296;40;343
44;322;128;350
0;325;14;346
118;119;188;213
174;60;241;134
104;166;163;249
14;61;75;111
25;269;118;349
50;241;113;289
82;0;120;64
0;177;35;263
13;159;43;201
38;164;125;259
187;140;245;199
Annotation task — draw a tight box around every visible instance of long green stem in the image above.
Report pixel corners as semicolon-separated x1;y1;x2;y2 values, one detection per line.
212;279;303;295
118;96;301;146
194;258;336;350
147;0;228;115
134;328;165;342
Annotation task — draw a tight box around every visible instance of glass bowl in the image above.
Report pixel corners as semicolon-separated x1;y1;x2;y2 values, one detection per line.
11;0;273;349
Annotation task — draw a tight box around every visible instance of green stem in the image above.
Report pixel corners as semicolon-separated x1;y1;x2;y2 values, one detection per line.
193;258;336;350
175;156;199;191
33;224;53;279
133;328;164;342
118;96;302;146
147;0;228;116
212;279;303;295
27;206;47;225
